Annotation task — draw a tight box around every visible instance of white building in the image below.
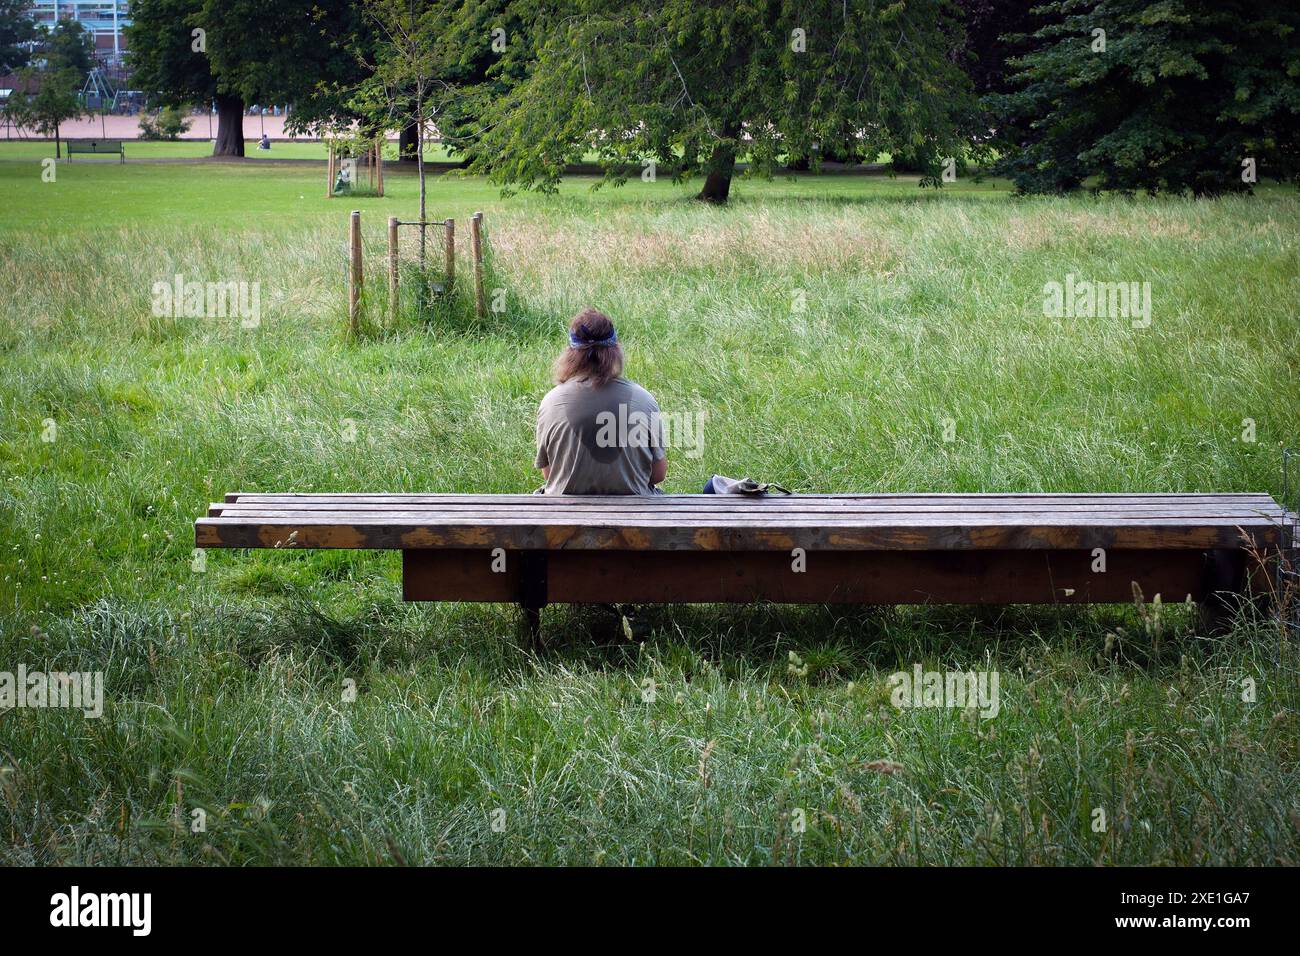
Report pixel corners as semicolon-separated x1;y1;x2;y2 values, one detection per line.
29;1;131;68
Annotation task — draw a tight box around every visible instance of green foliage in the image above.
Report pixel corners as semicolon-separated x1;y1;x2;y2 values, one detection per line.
41;17;95;78
139;105;195;140
126;0;217;105
5;67;85;154
0;0;39;74
129;0;361;109
466;0;980;201
954;0;1037;97
198;0;365;109
990;0;1300;195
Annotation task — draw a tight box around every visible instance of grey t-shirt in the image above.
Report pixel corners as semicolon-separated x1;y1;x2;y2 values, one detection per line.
535;377;666;495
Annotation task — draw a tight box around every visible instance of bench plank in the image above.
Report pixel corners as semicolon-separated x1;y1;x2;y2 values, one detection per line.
197;520;1283;552
402;547;1215;604
224;492;1279;504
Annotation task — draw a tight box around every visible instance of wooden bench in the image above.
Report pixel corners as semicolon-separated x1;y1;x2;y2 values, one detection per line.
195;492;1294;639
66;139;125;162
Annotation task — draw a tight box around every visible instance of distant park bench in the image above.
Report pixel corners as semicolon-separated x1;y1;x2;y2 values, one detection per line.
195;492;1294;641
66;140;125;162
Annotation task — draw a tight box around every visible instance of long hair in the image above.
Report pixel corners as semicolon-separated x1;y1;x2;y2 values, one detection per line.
552;307;625;387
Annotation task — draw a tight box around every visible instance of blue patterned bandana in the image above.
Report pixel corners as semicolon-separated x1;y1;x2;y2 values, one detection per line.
569;328;617;347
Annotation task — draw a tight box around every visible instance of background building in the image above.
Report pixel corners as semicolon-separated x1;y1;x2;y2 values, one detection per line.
29;1;131;68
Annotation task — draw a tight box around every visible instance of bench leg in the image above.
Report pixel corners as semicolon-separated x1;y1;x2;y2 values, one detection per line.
521;603;543;649
518;550;549;651
1197;549;1250;634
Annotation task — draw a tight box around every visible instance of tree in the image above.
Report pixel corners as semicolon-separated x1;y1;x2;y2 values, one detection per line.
0;0;39;74
348;0;520;168
41;17;95;78
129;0;364;157
353;0;463;262
202;0;371;149
466;0;978;203
126;0;233;153
955;0;1036;97
881;0;1034;174
990;0;1300;195
8;67;85;158
427;0;534;161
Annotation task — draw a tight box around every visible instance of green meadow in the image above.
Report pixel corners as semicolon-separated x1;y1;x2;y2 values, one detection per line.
1;151;1297;864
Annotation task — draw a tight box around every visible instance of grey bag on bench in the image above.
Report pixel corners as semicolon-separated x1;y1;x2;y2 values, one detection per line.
702;474;792;495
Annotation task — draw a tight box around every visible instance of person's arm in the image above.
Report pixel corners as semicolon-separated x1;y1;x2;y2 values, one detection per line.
651;457;667;487
649;394;668;487
535;399;551;483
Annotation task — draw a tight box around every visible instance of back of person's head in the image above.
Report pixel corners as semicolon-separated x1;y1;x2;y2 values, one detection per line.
553;307;624;387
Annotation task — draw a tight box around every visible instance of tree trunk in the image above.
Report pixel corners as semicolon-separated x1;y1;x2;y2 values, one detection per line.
697;139;736;204
399;121;418;162
213;93;245;157
55;124;61;160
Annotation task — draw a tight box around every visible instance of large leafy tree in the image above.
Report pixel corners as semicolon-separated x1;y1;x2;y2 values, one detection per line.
202;0;368;141
0;0;40;74
129;0;364;157
468;0;978;202
990;0;1300;195
126;0;233;152
432;0;540;159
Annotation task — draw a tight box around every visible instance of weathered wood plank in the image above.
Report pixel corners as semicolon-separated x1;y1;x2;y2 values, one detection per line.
195;517;1280;551
227;491;1279;505
213;501;1285;517
402;547;1214;604
208;509;1284;522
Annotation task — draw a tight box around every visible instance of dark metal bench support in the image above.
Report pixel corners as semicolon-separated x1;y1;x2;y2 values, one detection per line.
518;550;549;648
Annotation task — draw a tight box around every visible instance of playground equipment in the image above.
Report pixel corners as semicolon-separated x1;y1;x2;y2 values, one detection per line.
345;209;486;335
80;68;119;112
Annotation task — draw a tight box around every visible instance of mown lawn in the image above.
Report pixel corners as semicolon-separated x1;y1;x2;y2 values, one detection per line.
1;155;1297;864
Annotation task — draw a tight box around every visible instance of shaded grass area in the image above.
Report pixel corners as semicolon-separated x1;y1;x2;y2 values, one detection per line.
1;159;1298;864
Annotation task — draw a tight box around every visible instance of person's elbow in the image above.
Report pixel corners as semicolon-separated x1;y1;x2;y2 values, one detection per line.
651;457;667;486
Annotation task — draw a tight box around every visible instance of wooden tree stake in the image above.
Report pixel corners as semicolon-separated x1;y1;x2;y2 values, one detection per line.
349;210;362;335
444;218;455;289
470;211;485;319
387;216;399;324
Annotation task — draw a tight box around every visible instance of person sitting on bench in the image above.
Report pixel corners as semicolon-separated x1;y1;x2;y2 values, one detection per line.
535;308;667;495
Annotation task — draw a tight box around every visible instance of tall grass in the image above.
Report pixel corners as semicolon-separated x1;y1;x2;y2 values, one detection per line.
1;159;1297;864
